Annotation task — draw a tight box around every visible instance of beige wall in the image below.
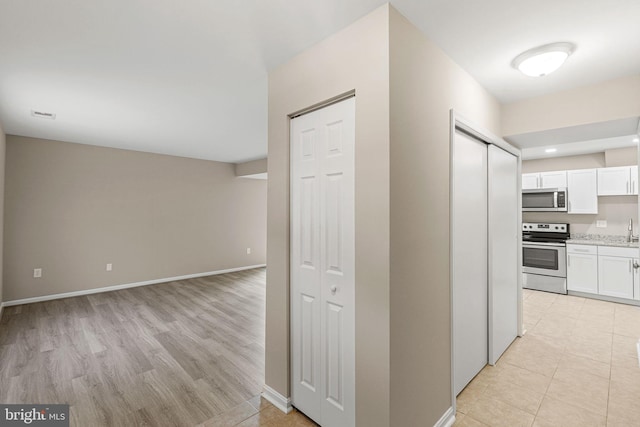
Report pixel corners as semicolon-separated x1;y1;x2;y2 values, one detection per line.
523;150;638;235
502;75;640;137
524;198;637;236
522;152;606;173
4;136;267;301
235;158;267;176
267;5;390;426
0;122;5;306
605;146;638;167
388;8;501;426
268;5;504;425
522;148;637;173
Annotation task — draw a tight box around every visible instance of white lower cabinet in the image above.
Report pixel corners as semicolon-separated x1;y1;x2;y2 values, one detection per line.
567;245;640;301
598;255;634;299
635;258;640;300
567;245;598;294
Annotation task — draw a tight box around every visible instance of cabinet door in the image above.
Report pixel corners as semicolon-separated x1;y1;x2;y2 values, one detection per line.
522;173;540;190
634;258;640;300
567;169;598;214
598;256;634;299
540;171;567;188
597;167;631;196
567;253;598;294
631;166;638;195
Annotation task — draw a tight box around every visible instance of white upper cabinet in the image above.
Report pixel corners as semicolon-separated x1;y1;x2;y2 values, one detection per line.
540;171;567;188
523;171;567;189
631;165;638;195
597;166;635;196
522;173;540;190
567;169;598;214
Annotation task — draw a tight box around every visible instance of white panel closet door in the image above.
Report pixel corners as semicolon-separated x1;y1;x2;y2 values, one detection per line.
291;97;355;427
452;130;488;396
488;145;518;365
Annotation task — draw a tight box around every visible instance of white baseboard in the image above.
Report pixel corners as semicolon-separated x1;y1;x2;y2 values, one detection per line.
434;406;455;427
2;264;266;307
261;385;292;414
568;290;640;307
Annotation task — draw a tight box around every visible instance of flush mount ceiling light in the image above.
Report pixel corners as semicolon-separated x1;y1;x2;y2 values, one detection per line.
545;148;557;153
633;137;639;143
512;42;575;77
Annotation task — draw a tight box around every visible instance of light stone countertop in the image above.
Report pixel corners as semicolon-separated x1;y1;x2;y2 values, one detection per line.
566;233;639;248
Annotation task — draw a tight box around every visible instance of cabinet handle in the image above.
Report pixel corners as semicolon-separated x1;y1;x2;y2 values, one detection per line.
634;261;639;270
627;181;630;194
630;259;633;273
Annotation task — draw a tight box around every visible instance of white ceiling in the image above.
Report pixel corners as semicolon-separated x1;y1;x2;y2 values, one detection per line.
520;135;639;160
508;117;640;160
0;1;639;162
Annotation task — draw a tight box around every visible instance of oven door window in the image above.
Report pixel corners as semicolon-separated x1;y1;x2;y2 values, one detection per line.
523;246;559;270
523;192;555;209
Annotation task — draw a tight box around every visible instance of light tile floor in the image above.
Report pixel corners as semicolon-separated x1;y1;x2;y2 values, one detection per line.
455;289;640;427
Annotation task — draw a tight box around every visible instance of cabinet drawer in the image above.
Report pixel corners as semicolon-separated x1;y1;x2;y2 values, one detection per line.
567;244;598;255
597;246;639;258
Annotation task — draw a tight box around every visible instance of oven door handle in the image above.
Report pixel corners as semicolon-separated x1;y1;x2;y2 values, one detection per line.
523;242;566;248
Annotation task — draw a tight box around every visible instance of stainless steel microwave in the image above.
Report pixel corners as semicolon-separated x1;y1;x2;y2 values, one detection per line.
522;188;568;212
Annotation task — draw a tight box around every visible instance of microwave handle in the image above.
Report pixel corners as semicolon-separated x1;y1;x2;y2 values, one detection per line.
554;191;558;208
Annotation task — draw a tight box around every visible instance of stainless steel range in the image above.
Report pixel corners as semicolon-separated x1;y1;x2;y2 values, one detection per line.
522;223;570;294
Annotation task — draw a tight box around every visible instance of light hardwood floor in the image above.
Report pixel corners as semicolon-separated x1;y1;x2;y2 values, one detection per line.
455;289;640;427
0;267;316;427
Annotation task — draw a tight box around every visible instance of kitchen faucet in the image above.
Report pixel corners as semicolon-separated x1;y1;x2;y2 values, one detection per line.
628;219;639;243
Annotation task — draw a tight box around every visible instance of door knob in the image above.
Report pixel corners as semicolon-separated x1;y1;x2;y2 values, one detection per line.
634;262;639;270
330;285;337;294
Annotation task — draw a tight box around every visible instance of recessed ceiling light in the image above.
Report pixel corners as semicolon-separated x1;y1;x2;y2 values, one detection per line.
545;148;557;153
31;110;56;120
512;42;575;77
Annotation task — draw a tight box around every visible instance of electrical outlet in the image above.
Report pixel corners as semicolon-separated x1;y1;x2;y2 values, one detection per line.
106;263;113;271
33;268;42;278
246;248;251;254
596;220;607;228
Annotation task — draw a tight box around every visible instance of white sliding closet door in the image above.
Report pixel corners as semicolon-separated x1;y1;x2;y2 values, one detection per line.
452;128;520;397
488;145;518;364
290;97;355;427
452;130;488;396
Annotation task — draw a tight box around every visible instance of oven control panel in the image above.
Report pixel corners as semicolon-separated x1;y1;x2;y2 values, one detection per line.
523;223;568;232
